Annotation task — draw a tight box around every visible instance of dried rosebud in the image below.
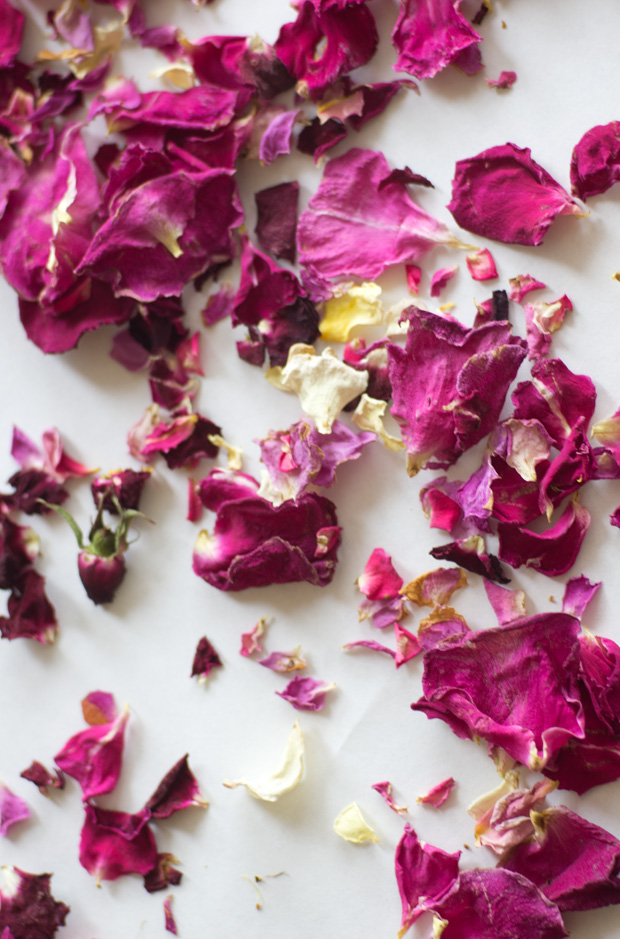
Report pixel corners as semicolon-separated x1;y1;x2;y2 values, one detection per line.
78;552;126;606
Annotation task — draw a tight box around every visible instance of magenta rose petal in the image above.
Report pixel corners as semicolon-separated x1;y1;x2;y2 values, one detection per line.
79;805;157;883
297;148;462;285
562;575;601;620
466;248;498;281
274;1;378;101
164;895;177;934
448;143;582;245
371;780;407;815
388;307;526;475
412;613;584;770
54;696;128;801
417;776;455;808
0;785;30;837
570;121;620;200
193;488;340;591
501;805;620;912
394;823;460;936
391;0;482;80
486;70;517;89
275;675;335;711
19;762;64;796
432;868;567;939
430;265;458;297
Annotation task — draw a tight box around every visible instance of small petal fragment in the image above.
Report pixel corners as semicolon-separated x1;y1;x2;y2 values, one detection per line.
280;345;368;433
333;802;378;843
372;781;408;814
191;636;223;681
144;755;206;819
0;785;30;836
223;719;304;802
466;248;498;281
276;676;335;711
417;777;455;808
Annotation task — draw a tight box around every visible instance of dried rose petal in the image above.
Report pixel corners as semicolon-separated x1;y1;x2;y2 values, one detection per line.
144;755;207;819
484;580;527;625
191;636;222;680
497;499;590;577
417;605;472;651
413;613;584;770
371;781;407;814
257;647;306;673
164;895;177;935
524;295;572;360
223;719;304;801
430;266;458;297
394;824;460;935
144;853;182;893
0;868;70;939
391;0;482;80
417;776;455;808
509;273;546;303
19;762;64;796
297;148;461;286
278;345;368;433
466;248;498;281
91;468;151;513
562;575;600;620
400;567;466;608
79;805;157;883
448;143;582;246
275;1;378;101
0;785;30;836
255;181;299;264
432;868;567;939
11;427;94;484
343;638;396;659
502;805;620;912
570;121;620;200
54;699;128;801
333;802;378;843
430;535;510;584
388;307;526;475
0;570;58;645
193;489;340;591
240;617;268;658
486;70;517;89
275;676;335;711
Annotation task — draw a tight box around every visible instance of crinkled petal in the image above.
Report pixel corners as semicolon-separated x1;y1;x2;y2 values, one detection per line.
391;0;482;80
0;868;69;938
223;719;303;801
144;755;206;819
417;777;455;808
276;675;335;711
394;824;460;936
497;499;590;577
570;121;620;200
333;803;378;843
297;148;461;284
79;806;157;882
448;143;582;246
0;786;30;837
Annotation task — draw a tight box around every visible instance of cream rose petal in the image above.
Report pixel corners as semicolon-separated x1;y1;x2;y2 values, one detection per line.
280;345;368;433
333;802;379;843
222;719;304;802
319;282;384;343
352;394;405;451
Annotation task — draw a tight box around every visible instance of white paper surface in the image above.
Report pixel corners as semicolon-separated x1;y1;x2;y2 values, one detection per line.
2;1;620;937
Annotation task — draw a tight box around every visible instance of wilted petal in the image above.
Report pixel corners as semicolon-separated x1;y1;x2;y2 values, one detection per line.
280;345;368;433
394;824;460;936
191;636;222;680
391;0;481;80
257;647;306;673
372;780;408;814
223;719;304;801
333;802;378;843
430;266;458;297
276;675;335;711
448;143;582;246
466;248;498;281
388;307;526;474
255;181;299;264
417;777;455;808
502;806;620;912
0;868;69;938
0;785;30;837
297;148;461;284
20;762;64;795
144;755;207;819
432;868;567;939
497;499;590;577
562;575;600;620
413;613;584;770
509;273;546;303
54;700;128;801
400;567;466;608
570;121;620;201
79;806;157;883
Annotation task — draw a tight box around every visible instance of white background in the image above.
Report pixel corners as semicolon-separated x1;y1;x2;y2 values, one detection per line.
3;0;620;937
